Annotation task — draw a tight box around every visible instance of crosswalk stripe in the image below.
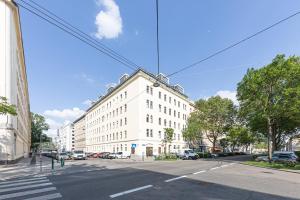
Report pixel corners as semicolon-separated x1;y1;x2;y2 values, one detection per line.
0;187;56;200
0;177;47;185
0;182;52;193
0;179;49;189
23;193;62;200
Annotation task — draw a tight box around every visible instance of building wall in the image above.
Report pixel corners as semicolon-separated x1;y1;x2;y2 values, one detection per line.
0;0;31;162
58;124;74;152
74;115;86;151
85;70;193;158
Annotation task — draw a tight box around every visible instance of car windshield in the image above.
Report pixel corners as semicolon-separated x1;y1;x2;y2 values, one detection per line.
74;151;84;154
60;153;66;155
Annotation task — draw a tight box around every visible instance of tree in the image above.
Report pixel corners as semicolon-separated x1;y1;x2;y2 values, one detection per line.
0;97;17;115
226;125;255;152
219;138;229;152
31;112;50;150
237;55;300;160
163;128;174;154
182;112;202;148
194;96;236;152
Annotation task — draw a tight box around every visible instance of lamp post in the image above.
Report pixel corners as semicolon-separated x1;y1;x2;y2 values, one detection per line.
39;133;42;172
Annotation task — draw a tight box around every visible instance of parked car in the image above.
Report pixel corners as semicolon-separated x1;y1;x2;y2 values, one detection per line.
179;149;198;160
107;153;117;159
115;152;131;159
273;152;298;164
57;152;69;160
72;150;86;160
99;152;110;159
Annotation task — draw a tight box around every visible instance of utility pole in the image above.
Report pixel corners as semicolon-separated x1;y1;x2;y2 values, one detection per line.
39;133;42;172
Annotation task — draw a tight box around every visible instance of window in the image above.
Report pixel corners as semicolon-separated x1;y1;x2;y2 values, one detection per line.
169;120;171;128
164;106;167;114
164;94;167;101
159;91;161;99
150;115;153;123
146;114;149;122
178;101;181;108
174;110;176;117
120;107;122;114
174;122;176;129
158;131;162;139
125;104;127;112
150;129;153;137
146;85;150;93
169;108;171;115
125;131;127;138
146;129;149;137
178;134;180;141
174;99;176;106
169;97;171;103
150;101;153;109
125;118;127;125
164;119;167;126
159;104;162;112
150;87;153;95
125;144;127;151
120;132;122;139
158;117;161;125
125;91;127;98
120;119;123;126
146;100;150;108
178;112;180;118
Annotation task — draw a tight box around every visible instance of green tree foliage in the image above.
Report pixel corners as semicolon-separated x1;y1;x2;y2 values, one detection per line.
237;55;300;158
163;128;174;153
219;138;229;152
182;112;202;148
0;97;17;115
31;112;50;149
226;126;255;152
191;96;236;152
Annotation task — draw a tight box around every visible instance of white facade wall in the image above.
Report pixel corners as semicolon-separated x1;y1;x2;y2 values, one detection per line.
58;123;74;152
0;0;31;162
85;70;193;158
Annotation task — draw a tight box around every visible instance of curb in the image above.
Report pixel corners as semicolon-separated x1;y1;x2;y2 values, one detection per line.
239;162;300;174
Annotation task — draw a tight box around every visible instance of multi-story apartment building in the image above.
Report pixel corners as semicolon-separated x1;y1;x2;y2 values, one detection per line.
73;114;86;151
85;69;193;158
58;123;74;152
0;0;31;163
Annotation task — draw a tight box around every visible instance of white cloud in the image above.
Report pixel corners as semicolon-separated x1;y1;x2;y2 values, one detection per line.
94;0;123;39
215;90;238;105
44;107;85;121
82;99;93;107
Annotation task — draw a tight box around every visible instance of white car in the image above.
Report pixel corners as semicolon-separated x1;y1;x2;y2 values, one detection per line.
115;152;131;159
178;149;198;160
72;150;86;160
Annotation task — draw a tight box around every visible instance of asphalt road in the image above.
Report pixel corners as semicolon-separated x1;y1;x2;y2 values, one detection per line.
49;157;300;200
1;156;299;200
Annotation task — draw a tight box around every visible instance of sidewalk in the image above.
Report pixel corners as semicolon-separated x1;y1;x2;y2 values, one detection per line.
0;155;66;181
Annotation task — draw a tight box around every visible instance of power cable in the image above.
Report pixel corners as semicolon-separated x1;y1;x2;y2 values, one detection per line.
166;11;300;78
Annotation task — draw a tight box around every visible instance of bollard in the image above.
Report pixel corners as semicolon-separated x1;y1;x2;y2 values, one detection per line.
51;157;54;170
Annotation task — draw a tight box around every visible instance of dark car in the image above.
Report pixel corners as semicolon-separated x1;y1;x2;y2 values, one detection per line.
99;152;110;159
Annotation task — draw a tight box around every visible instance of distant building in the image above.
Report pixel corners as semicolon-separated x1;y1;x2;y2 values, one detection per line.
0;0;31;163
85;69;193;158
73;114;86;151
58;123;74;152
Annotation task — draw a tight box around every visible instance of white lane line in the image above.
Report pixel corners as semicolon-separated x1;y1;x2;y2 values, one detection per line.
164;175;187;183
0;177;47;185
0;182;52;193
0;179;49;188
0;187;56;200
210;167;220;171
110;185;153;198
23;193;62;200
193;170;206;175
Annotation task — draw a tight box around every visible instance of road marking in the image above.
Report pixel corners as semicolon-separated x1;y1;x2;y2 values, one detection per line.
110;185;153;198
0;182;52;193
23;193;62;200
165;175;187;183
0;177;47;185
0;179;49;188
210;167;220;170
0;187;56;200
193;170;206;175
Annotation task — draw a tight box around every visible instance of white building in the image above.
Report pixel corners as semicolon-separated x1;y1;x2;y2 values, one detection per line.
0;0;31;163
58;123;74;152
85;69;193;158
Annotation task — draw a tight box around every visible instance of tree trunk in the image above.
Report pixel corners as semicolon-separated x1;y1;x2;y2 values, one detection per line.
267;117;273;162
212;137;216;153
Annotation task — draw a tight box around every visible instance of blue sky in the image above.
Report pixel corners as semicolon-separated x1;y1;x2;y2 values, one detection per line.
18;0;300;136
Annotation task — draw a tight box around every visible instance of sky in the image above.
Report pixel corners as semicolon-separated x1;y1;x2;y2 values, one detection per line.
17;0;300;137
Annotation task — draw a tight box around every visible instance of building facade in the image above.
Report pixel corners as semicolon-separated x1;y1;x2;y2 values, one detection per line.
85;69;193;158
0;0;31;163
58;123;74;152
73;114;86;151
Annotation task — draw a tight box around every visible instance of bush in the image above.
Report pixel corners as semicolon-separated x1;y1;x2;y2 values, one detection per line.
197;152;211;158
155;154;177;161
294;151;300;157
